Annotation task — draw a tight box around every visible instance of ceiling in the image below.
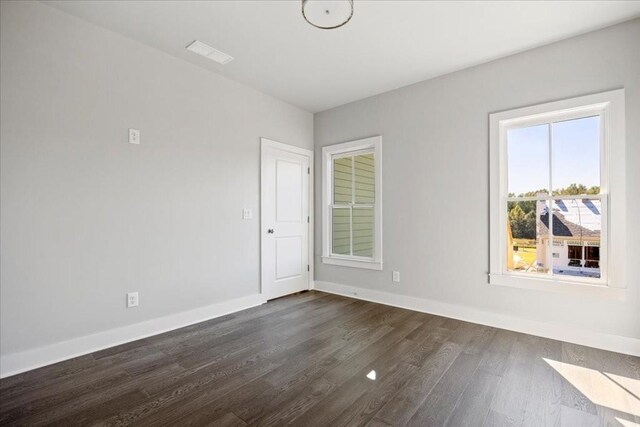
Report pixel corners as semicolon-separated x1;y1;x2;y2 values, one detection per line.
45;1;640;113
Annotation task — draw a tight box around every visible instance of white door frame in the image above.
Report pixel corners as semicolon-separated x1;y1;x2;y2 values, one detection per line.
260;137;314;299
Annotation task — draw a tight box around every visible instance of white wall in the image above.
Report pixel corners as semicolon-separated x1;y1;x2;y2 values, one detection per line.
314;19;640;343
0;1;313;364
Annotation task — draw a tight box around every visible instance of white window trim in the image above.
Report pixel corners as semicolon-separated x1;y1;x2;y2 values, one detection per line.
489;89;626;299
322;136;383;270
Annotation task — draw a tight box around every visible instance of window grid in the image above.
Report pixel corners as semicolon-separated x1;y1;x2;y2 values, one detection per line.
322;135;382;271
489;89;625;295
504;112;606;284
330;151;375;259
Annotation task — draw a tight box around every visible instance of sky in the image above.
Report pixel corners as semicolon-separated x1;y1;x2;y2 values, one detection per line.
507;115;600;195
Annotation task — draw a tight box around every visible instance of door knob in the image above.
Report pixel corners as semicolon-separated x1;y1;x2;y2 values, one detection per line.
267;229;274;234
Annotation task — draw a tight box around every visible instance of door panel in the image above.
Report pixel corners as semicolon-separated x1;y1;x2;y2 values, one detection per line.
276;236;302;280
276;160;303;222
262;142;310;300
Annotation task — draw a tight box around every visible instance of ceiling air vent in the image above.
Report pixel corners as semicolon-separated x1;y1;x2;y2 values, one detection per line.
186;40;234;65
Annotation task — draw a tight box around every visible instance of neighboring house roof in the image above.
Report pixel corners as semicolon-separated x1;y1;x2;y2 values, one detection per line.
538;212;600;238
554;199;601;231
537;198;601;238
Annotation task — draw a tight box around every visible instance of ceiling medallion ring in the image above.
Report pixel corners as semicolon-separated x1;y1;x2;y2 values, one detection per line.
302;0;354;30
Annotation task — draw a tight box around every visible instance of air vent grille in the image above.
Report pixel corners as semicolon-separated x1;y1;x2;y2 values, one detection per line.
186;40;233;65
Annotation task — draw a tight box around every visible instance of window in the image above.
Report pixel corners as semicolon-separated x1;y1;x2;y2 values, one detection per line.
567;246;583;265
322;136;382;270
585;246;600;269
490;90;626;296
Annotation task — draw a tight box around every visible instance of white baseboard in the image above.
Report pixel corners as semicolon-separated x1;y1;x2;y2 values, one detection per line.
0;293;266;378
314;281;640;357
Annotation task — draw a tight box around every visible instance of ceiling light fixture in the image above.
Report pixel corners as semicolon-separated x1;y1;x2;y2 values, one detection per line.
302;0;353;30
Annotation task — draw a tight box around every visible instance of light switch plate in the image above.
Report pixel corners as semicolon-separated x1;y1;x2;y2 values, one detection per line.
128;128;140;144
242;208;252;219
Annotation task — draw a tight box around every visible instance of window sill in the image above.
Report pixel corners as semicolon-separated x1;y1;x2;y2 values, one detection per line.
322;256;383;271
488;273;625;300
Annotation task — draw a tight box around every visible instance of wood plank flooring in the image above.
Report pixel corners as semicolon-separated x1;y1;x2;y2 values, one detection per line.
1;291;638;426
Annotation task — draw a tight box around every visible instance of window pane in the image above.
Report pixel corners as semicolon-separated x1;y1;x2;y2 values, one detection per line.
352;207;374;258
507;124;549;196
552;116;600;195
567;245;583;261
332;207;351;255
551;198;601;278
506;200;548;274
333;157;352;204
354;153;375;204
585;246;600;268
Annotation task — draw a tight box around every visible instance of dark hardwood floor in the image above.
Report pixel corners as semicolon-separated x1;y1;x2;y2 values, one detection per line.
1;291;638;426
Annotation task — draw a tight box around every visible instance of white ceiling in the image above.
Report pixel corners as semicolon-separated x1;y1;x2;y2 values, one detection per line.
45;1;640;113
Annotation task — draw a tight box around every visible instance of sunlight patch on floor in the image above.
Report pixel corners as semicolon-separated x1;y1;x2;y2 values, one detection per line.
544;358;640;417
607;372;640;400
615;417;640;427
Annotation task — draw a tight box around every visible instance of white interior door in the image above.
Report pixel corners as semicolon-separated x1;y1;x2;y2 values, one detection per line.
261;139;311;300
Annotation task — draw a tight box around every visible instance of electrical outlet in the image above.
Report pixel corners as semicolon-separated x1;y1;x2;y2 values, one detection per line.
392;271;400;283
127;292;139;308
128;128;140;144
242;208;252;219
